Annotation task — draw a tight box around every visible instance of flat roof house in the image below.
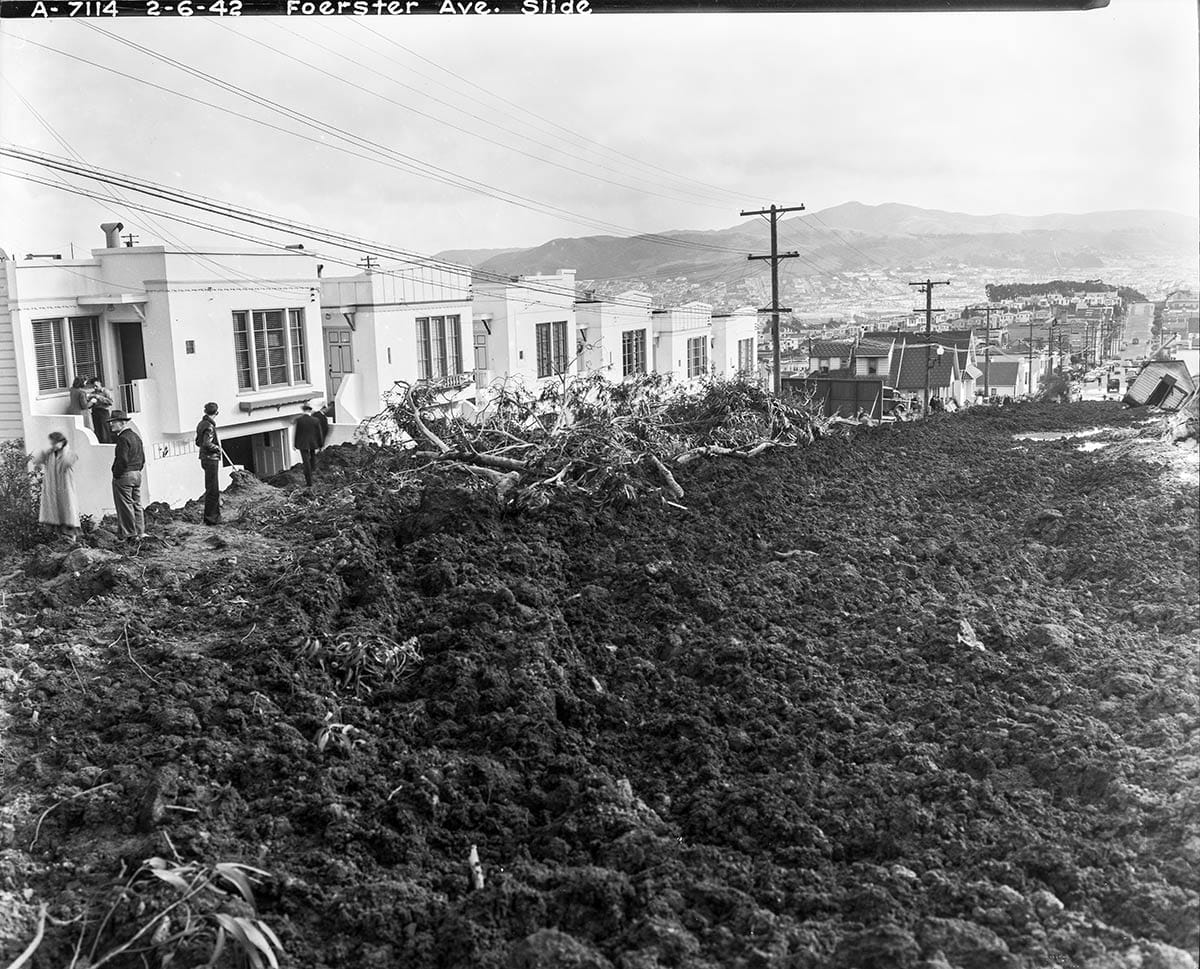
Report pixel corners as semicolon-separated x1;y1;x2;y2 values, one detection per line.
651;301;713;383
711;306;759;381
319;261;474;435
574;290;654;381
472;270;578;399
0;229;325;517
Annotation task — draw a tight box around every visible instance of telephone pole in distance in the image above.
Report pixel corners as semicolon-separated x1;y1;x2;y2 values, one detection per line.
743;203;804;394
909;278;950;415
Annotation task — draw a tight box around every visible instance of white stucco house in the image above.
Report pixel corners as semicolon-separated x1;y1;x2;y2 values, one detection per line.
574;289;654;380
319;261;474;436
472;269;579;399
0;230;326;517
651;301;714;383
711;306;760;381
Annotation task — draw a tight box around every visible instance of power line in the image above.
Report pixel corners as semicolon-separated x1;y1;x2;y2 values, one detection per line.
64;24;750;259
209;20;736;214
0;72;305;296
344;19;752;207
252;19;740;211
0;154;675;311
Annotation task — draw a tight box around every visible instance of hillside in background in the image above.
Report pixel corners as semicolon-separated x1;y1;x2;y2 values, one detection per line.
435;204;1199;307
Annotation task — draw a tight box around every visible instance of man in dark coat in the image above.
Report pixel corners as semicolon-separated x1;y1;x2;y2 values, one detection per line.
195;401;222;525
313;402;331;469
108;411;146;541
294;403;323;489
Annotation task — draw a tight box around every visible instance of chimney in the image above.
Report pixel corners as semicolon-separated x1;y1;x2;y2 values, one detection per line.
101;222;124;248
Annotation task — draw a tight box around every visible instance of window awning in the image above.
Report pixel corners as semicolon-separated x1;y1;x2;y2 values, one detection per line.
77;294;147;321
238;391;317;414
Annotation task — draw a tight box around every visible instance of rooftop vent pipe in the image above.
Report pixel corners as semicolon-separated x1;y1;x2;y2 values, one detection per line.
101;222;124;248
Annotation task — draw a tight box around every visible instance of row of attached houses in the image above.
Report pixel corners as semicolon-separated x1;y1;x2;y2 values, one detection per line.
1;234;760;518
472;272;758;392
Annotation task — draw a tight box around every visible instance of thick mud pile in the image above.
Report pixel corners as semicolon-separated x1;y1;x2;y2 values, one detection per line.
1;401;1197;969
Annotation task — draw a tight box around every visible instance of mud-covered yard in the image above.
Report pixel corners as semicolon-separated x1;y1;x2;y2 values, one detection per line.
1;401;1197;969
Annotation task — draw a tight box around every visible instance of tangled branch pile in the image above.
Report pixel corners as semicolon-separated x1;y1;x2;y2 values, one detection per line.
370;373;834;507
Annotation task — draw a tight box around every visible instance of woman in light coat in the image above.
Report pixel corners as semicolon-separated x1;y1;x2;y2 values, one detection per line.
30;431;81;541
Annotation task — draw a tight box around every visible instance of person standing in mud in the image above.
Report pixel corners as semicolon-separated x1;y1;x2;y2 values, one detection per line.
313;401;330;469
195;401;222;526
108;411;146;542
29;431;80;542
294;403;323;490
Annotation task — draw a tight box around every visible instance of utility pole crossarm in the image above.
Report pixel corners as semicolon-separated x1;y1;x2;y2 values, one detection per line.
748;252;800;262
741;205;806;217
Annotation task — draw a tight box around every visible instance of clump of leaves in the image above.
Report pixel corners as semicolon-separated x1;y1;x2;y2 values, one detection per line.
301;630;421;695
314;711;366;755
0;438;44;550
70;856;283;969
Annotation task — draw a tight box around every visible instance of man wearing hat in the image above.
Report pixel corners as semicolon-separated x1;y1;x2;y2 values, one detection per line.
108;411;146;542
195;401;222;525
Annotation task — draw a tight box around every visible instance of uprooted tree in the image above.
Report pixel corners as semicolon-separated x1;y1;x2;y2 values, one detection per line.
359;373;836;509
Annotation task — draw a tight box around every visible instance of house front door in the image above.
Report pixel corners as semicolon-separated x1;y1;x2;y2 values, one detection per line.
325;328;353;399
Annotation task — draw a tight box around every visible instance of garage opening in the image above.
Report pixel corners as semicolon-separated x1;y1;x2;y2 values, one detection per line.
222;429;290;478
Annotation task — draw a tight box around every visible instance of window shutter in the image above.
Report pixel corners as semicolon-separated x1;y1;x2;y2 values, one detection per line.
32;319;66;392
69;316;103;383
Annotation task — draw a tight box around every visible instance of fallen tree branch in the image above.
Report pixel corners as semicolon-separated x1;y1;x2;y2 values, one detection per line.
646;454;685;499
3;903;46;969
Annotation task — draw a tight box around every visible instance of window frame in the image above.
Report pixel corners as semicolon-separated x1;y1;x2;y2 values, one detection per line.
686;335;708;378
232;307;310;394
737;337;755;374
31;315;104;395
621;328;647;377
416;314;464;381
536;320;570;379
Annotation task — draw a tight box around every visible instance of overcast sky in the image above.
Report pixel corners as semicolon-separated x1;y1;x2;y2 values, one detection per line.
1;0;1197;263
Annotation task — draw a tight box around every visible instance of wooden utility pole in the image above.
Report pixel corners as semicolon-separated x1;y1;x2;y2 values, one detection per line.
1028;318;1035;396
972;305;993;398
743;203;804;393
909;279;950;414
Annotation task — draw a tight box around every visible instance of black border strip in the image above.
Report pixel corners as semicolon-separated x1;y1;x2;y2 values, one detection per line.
0;0;1111;18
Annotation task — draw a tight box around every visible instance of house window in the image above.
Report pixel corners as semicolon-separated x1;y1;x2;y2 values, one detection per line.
416;315;464;380
867;359;878;375
70;317;103;383
737;337;755;373
622;329;646;377
687;335;708;378
288;310;308;383
536;320;569;378
32;319;67;392
32;316;103;393
819;357;831;373
231;308;309;392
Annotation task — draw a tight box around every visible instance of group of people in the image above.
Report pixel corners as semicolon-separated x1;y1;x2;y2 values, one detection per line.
31;399;331;544
194;400;331;526
30;408;144;544
69;376;116;443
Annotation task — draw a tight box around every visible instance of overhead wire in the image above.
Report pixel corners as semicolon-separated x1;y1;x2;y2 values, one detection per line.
343;19;753;207
0;74;310;297
0;152;679;311
244;18;738;211
63;23;752;259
